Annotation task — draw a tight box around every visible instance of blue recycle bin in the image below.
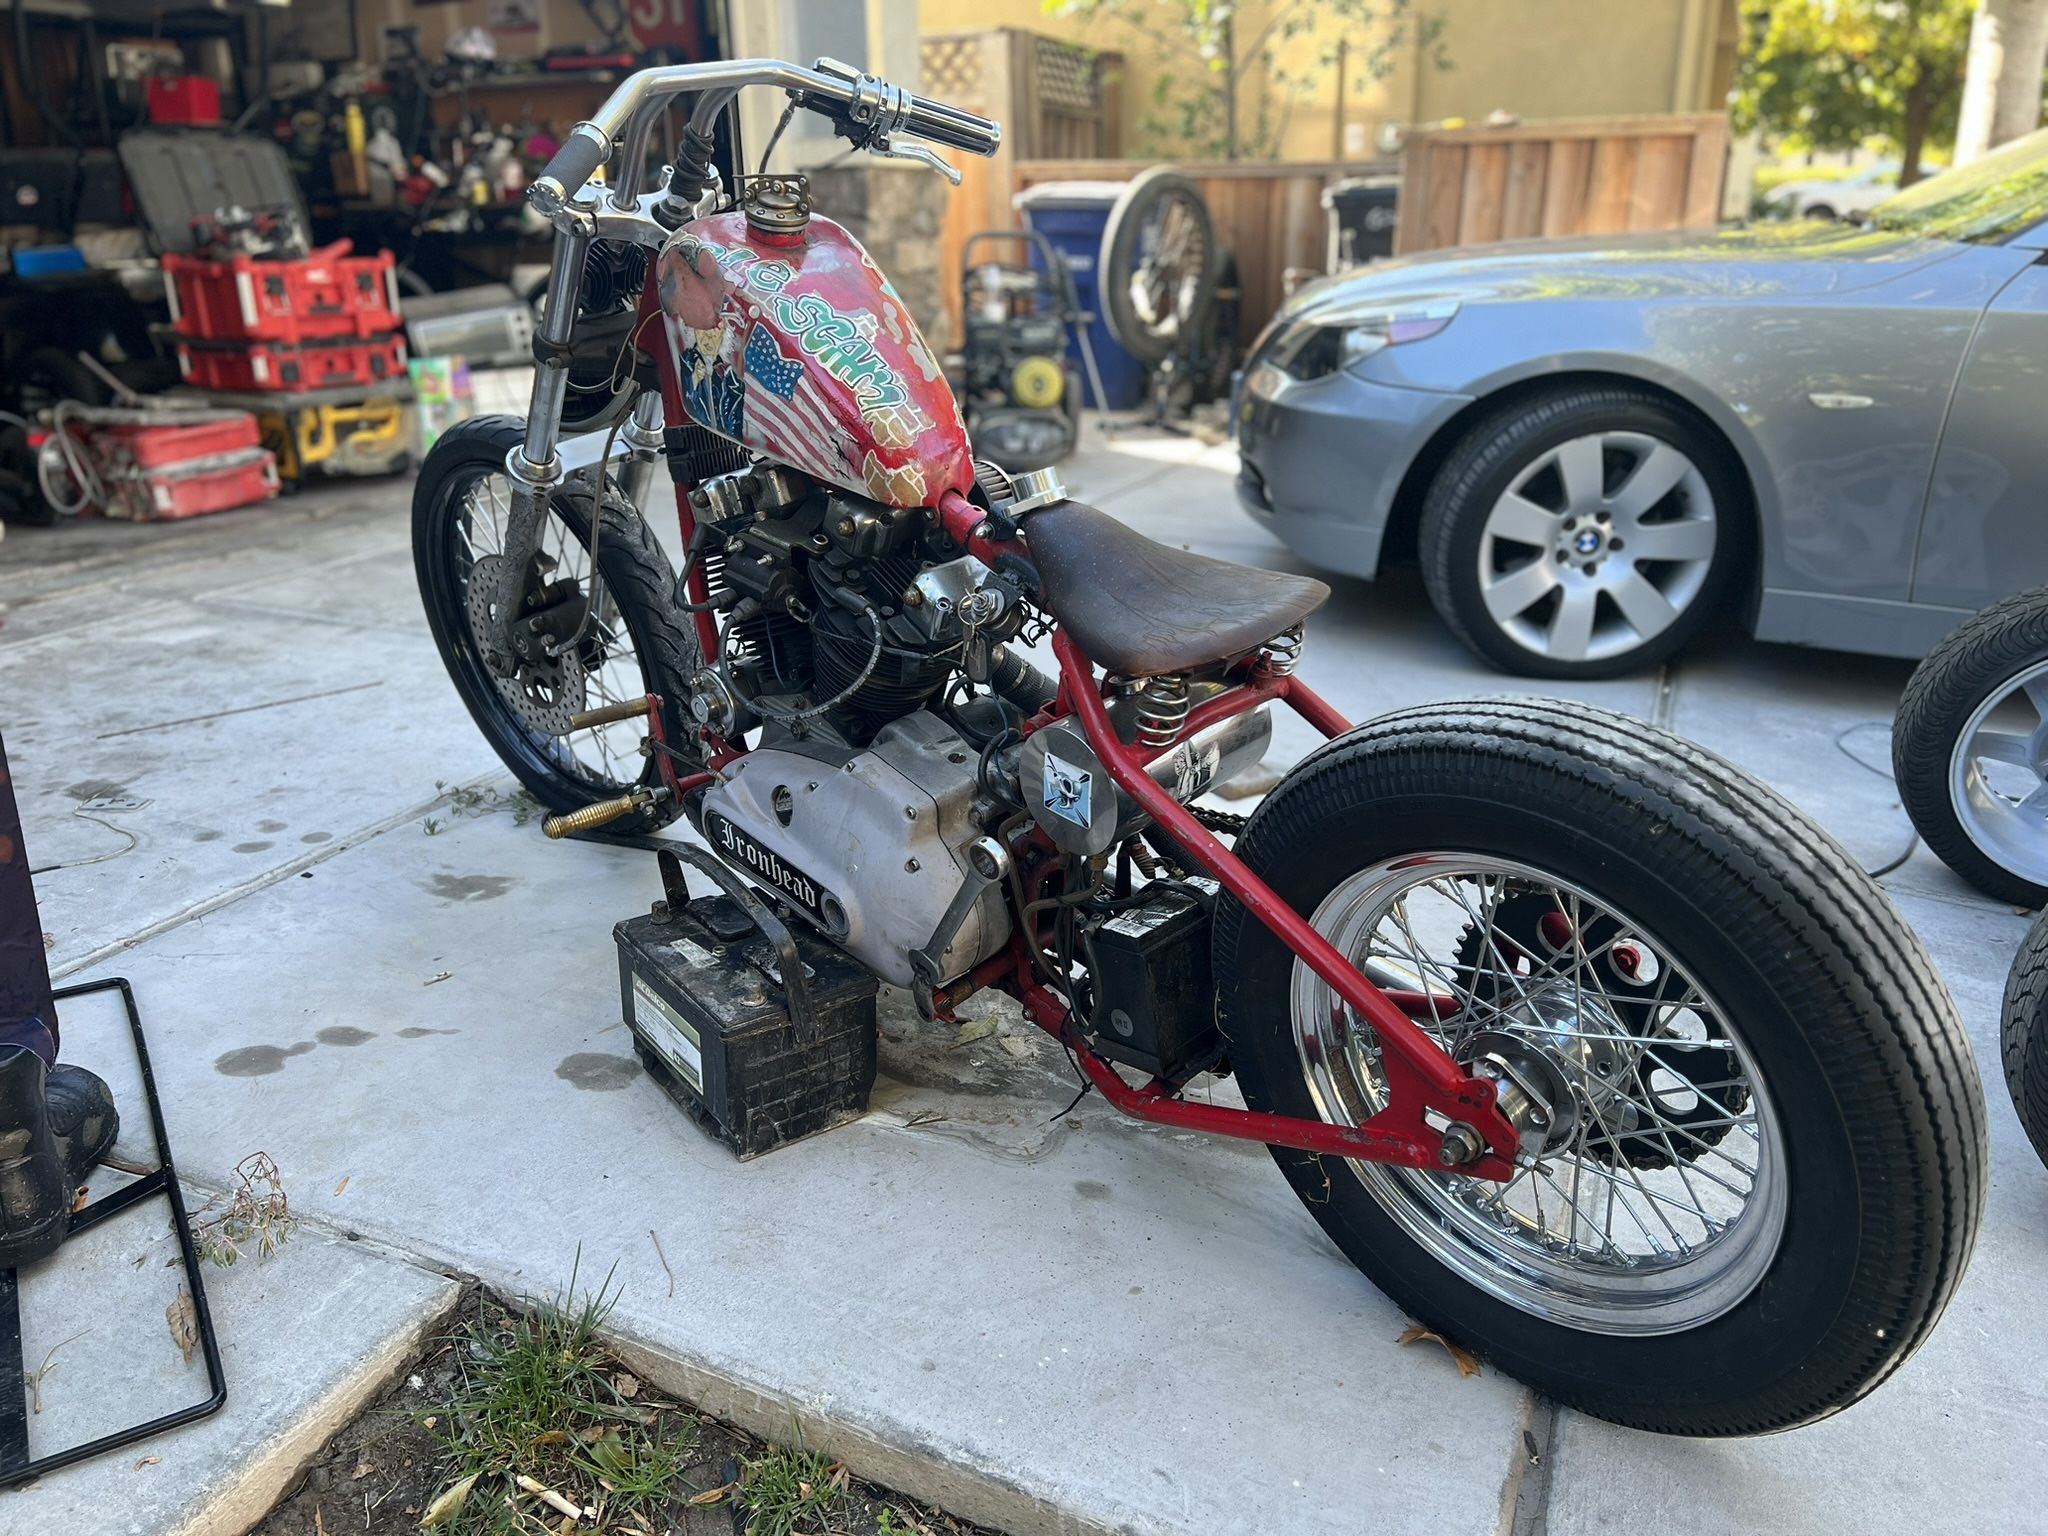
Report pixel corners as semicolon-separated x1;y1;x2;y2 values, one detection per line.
1014;181;1147;411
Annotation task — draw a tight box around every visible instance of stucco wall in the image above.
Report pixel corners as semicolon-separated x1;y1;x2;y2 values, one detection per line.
920;0;1734;162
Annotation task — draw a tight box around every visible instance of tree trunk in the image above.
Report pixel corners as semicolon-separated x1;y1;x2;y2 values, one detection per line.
1956;0;2048;163
1900;78;1934;186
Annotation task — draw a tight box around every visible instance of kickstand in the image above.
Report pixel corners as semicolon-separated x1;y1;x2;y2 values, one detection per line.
656;847;820;1045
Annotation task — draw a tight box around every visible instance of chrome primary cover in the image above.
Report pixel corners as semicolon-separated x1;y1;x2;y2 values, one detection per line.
696;711;1010;988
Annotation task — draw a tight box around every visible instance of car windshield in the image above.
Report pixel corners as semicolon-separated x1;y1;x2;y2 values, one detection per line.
1867;128;2048;243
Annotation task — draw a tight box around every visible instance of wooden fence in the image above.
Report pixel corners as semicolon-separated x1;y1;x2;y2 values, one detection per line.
922;30;1124;344
1394;115;1729;255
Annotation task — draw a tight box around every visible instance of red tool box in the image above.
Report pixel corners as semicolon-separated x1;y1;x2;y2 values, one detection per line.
144;76;221;126
47;410;282;521
163;241;402;346
175;333;408;393
106;450;281;521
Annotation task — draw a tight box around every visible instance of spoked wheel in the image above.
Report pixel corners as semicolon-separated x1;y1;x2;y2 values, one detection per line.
1894;585;2048;906
412;414;699;831
1215;699;1986;1435
1098;168;1218;367
1298;856;1785;1335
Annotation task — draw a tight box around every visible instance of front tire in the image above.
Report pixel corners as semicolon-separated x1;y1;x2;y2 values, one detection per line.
412;414;699;832
1212;699;1985;1435
1419;385;1745;678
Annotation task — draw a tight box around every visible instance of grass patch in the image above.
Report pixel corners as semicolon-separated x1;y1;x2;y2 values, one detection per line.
254;1268;992;1536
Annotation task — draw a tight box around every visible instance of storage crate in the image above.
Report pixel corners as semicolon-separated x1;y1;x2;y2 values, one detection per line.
100;448;280;521
144;76;221;126
176;333;408;393
86;414;260;470
163;241;401;346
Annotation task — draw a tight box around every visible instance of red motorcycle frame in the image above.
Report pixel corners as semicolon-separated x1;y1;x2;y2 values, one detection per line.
638;304;1522;1184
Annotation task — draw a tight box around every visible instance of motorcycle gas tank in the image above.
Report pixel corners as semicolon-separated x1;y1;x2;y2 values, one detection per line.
656;210;972;509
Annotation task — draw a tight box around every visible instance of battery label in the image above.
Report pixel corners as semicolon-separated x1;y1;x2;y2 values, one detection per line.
631;973;703;1093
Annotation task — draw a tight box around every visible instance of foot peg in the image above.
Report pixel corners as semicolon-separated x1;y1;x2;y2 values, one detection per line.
542;787;659;839
564;697;651;733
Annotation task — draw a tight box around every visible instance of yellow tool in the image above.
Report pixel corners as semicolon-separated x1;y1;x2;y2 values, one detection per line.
1010;355;1065;410
259;398;410;482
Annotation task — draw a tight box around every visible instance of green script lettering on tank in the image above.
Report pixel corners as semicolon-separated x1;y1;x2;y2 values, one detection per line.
732;258;910;412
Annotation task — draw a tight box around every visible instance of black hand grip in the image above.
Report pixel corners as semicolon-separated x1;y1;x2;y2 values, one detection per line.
535;125;610;206
901;93;1002;157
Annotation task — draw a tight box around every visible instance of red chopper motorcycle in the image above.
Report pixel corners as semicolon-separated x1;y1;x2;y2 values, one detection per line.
413;58;1985;1437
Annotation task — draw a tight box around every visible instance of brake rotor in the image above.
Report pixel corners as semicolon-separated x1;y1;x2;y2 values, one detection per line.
465;552;591;738
1453;893;1747;1169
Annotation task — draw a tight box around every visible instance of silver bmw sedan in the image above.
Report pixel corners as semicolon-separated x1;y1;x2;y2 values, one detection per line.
1237;129;2048;678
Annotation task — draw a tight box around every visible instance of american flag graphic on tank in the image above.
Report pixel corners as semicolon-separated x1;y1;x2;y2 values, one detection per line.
738;321;859;486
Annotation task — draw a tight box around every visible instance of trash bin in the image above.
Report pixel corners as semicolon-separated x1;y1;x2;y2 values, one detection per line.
1014;181;1146;410
1322;176;1401;272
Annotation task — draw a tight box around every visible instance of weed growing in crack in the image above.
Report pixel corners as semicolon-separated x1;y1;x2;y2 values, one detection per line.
194;1152;296;1267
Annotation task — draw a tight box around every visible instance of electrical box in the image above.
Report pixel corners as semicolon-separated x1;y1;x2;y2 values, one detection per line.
1085;878;1223;1083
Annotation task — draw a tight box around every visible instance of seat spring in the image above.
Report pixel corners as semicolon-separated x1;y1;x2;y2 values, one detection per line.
1135;674;1191;748
1260;624;1304;677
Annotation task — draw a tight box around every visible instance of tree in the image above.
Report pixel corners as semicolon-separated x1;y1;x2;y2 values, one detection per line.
1735;0;1976;186
1048;0;1447;162
1954;0;2048;162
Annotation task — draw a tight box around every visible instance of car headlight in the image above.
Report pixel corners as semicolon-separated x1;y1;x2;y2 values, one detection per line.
1263;301;1461;382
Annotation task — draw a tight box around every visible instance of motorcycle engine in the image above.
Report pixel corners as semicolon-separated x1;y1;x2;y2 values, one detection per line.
684;462;1039;989
683;460;1273;994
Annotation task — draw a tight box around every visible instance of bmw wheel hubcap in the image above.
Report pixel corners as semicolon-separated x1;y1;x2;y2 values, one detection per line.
1477;431;1717;665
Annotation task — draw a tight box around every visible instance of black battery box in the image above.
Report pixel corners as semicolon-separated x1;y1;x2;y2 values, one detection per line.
1084;879;1223;1082
615;896;879;1160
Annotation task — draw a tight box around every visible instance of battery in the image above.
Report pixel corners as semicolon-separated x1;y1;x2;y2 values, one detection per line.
615;896;879;1159
1085;879;1223;1082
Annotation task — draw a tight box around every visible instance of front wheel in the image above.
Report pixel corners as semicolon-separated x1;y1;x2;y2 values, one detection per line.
412;414;700;831
1212;698;1985;1435
1419;385;1745;678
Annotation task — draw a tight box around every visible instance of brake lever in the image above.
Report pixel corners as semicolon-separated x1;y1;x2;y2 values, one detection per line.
870;136;962;186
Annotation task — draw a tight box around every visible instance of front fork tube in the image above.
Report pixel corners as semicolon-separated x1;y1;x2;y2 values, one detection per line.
615;389;666;511
488;227;592;671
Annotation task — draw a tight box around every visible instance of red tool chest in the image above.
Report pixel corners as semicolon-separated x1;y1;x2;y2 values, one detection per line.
176;334;409;393
163;241;402;346
66;413;281;521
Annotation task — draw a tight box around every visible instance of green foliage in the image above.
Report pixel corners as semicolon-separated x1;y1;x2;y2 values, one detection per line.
1048;0;1447;160
740;1432;845;1536
428;1261;700;1533
1735;0;1974;180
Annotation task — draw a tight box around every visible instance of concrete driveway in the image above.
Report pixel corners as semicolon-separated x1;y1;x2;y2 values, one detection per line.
1;420;2040;1535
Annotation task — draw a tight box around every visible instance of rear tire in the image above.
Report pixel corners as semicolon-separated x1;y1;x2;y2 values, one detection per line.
412;414;699;832
1212;698;1985;1435
1893;586;2048;906
2002;911;2048;1169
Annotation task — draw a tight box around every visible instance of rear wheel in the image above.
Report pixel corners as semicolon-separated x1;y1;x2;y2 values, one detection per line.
412;414;699;831
1213;698;1985;1435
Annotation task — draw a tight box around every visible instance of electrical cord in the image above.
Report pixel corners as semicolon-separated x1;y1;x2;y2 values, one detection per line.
1833;719;1920;878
